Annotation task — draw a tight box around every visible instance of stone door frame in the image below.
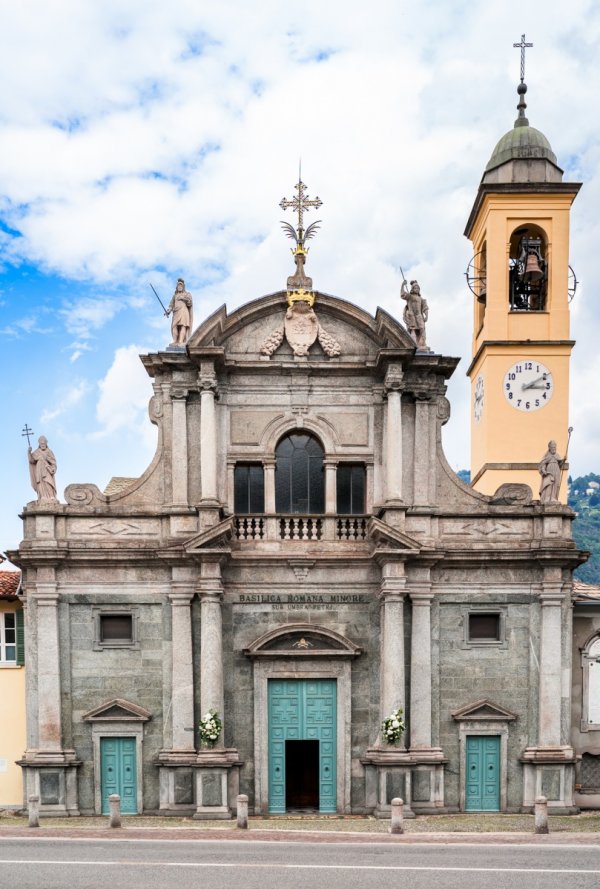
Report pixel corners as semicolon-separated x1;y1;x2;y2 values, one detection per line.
252;658;352;814
83;699;151;815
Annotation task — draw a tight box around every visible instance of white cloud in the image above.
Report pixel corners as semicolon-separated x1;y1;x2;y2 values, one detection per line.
0;1;598;477
94;344;156;451
40;379;90;424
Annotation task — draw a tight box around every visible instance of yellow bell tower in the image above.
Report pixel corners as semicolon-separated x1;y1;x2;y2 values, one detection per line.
465;45;580;501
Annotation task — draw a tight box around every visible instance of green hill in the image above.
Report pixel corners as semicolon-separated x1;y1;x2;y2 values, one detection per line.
569;473;600;585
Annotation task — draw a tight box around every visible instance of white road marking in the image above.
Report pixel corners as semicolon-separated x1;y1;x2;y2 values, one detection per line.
0;859;599;874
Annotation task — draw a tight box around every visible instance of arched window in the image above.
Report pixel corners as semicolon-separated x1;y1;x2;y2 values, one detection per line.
275;433;324;514
582;636;600;730
509;225;548;312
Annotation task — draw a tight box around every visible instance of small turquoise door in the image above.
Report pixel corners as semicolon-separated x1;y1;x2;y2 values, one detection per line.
465;735;500;811
268;679;336;814
100;738;137;814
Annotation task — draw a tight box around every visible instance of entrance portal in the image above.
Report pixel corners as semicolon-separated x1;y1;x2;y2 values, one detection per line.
268;678;337;813
285;740;319;809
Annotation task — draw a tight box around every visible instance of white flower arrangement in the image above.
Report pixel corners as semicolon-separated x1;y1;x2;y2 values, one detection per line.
198;709;222;748
381;707;405;744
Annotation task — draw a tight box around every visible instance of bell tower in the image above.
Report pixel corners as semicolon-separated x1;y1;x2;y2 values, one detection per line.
465;37;580;501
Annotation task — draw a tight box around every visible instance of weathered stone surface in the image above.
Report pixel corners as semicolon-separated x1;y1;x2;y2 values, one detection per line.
11;290;585;819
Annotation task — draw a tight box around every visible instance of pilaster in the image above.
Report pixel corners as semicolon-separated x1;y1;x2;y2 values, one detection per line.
199;364;219;506
383;365;403;504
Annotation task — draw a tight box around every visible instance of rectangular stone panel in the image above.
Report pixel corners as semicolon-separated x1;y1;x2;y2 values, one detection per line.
541;768;561;801
230;412;283;445
201;772;223;807
40;771;61;805
386;770;405;804
174;768;194;805
412;770;431;802
319;412;369;446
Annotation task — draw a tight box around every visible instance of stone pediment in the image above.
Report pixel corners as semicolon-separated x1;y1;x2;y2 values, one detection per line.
83;698;152;722
367;517;421;552
451;699;517;722
244;623;362;658
181;517;235;553
186;292;417;359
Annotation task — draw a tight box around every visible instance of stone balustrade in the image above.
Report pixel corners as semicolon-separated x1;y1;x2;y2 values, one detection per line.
234;515;368;542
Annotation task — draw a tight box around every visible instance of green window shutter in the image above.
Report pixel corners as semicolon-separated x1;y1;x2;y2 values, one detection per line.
15;608;25;666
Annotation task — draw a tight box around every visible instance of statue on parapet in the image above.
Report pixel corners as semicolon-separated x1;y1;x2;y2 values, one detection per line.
401;278;429;350
538;440;563;503
28;435;58;502
166;278;193;346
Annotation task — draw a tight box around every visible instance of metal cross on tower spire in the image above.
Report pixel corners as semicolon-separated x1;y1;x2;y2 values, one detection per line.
513;33;533;83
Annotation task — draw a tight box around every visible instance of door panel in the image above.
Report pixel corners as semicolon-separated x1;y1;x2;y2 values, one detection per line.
100;737;138;815
465;735;500;811
268;679;337;813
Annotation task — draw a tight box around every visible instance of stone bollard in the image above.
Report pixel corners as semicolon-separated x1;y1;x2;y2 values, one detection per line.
28;795;40;828
237;794;249;829
108;794;122;828
390;797;404;835
534;795;549;834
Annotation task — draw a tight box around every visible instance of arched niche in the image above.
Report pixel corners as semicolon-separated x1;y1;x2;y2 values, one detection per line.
581;634;600;731
508;223;549;312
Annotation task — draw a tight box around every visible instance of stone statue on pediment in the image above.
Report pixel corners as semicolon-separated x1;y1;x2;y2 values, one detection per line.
401;279;429;350
166;278;193;346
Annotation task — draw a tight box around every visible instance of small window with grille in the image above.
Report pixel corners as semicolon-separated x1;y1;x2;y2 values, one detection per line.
468;613;501;642
93;608;139;650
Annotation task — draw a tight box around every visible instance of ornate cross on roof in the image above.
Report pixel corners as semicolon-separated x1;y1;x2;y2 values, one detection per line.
279;178;322;239
21;423;34;447
513;33;533;83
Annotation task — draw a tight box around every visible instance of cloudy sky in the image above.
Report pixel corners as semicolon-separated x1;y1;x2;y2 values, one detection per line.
1;1;599;557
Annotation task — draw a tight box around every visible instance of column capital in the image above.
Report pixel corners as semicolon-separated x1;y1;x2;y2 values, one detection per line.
409;590;434;605
32;591;59;606
171;388;190;401
384;365;404;393
540;591;565;606
168;591;195;605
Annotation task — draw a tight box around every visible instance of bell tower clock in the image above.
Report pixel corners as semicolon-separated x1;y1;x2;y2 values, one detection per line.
464;38;580;501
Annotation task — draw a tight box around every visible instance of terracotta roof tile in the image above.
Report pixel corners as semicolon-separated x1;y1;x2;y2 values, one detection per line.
573;579;600;601
0;571;21;598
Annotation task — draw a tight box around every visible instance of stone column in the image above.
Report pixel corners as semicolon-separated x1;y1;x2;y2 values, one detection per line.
324;461;337;515
379;561;406;724
169;589;195;751
197;561;224;728
409;590;434;749
35;583;62;752
384;366;403;504
171;390;189;506
413;398;430;507
264;460;276;514
538;590;564;746
199;367;218;505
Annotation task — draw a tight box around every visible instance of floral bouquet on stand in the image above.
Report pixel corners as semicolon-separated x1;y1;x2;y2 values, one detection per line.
382;707;405;745
198;709;222;748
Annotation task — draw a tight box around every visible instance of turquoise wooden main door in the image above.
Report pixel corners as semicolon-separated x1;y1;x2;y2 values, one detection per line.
268;679;336;813
465;735;500;811
100;737;137;814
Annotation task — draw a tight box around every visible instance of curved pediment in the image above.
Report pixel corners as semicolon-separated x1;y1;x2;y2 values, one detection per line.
187;291;416;361
243;623;362;657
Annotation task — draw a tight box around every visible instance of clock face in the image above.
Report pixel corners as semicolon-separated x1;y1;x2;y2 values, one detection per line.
503;360;554;411
474;375;484;422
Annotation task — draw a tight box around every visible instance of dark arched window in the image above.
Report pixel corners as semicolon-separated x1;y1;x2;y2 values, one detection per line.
275;433;324;514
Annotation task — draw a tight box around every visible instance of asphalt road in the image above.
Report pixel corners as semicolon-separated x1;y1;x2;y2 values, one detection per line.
0;837;599;889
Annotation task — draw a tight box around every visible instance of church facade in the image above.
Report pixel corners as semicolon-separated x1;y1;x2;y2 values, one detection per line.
11;79;589;818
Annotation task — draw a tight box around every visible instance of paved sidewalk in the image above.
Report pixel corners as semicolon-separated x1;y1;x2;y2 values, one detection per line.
1;813;599;844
